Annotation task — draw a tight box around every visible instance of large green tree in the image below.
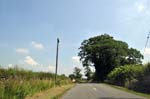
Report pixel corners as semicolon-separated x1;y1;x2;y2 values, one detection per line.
78;34;143;81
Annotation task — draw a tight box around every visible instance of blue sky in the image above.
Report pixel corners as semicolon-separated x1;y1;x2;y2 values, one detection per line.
0;0;150;75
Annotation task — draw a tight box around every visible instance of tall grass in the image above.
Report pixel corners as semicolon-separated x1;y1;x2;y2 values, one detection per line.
0;67;72;99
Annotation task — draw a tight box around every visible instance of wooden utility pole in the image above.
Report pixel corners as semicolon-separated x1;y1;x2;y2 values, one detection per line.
144;32;150;54
55;38;59;86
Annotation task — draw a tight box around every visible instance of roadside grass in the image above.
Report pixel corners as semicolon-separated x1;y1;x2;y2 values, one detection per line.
104;83;150;98
25;84;75;99
0;79;55;99
0;67;72;99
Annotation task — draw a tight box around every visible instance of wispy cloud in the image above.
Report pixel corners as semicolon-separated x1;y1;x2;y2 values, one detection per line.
16;48;29;54
31;41;44;50
24;56;39;66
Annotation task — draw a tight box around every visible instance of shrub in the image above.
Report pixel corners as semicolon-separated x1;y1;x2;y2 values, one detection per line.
107;64;150;93
107;65;144;86
144;62;150;75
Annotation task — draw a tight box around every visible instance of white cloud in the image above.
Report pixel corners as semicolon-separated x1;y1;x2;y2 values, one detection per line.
144;48;150;55
31;41;44;50
24;56;39;66
135;2;146;13
72;56;80;63
134;1;147;13
8;64;13;68
16;48;29;54
47;65;55;73
141;48;150;63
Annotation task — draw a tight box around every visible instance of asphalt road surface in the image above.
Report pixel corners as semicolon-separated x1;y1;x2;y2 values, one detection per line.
62;83;147;99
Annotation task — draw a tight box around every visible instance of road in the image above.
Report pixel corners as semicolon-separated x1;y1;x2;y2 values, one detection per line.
62;83;147;99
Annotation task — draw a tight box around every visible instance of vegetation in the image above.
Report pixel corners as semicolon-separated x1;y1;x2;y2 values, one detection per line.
78;34;143;81
25;84;75;99
107;63;150;93
107;65;144;86
0;67;72;99
78;34;150;95
84;66;93;81
69;67;82;82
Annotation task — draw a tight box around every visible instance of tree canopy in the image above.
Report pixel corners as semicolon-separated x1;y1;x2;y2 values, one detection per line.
78;34;143;81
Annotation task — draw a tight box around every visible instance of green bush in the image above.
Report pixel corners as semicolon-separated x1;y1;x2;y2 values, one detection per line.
144;62;150;75
107;64;150;93
107;65;144;86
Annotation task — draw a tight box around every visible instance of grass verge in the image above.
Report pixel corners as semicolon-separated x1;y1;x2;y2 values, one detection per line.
25;84;75;99
104;83;150;98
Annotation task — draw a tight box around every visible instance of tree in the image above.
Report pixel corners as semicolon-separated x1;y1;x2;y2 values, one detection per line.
69;67;82;82
127;48;143;64
78;34;143;81
84;66;93;81
73;67;82;81
69;74;75;80
60;74;67;80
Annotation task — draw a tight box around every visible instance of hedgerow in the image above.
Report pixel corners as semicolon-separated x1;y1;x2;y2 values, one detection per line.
107;64;150;93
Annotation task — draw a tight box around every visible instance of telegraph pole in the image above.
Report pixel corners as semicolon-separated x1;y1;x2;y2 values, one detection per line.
144;32;150;54
55;38;59;86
